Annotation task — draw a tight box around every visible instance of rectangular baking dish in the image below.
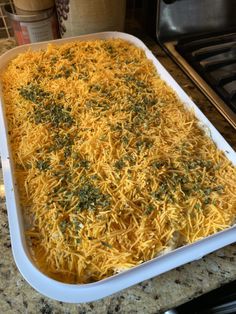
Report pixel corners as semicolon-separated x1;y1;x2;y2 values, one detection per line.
0;32;235;303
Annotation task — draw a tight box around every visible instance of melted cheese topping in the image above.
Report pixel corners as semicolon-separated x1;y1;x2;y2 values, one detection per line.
1;39;236;283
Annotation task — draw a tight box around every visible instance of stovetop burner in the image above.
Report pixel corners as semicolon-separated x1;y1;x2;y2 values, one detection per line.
175;32;236;114
162;33;236;129
156;0;236;129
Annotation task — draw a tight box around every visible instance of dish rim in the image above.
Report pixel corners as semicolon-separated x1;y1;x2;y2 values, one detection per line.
0;31;235;303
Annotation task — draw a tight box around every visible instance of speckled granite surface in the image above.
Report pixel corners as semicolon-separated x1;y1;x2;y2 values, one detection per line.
0;35;235;314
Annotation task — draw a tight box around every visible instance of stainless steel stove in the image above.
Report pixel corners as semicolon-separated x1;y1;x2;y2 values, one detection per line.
156;0;236;129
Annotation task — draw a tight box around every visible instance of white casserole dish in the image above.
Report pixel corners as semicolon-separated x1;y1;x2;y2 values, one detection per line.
0;32;235;303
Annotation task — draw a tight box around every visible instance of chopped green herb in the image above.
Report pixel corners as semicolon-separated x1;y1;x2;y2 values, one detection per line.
91;174;100;180
33;103;74;127
121;135;129;145
213;185;224;192
19;83;49;104
142;96;157;106
144;204;155;215
62;48;74;61
136;138;153;151
64;147;72;157
203;187;212;196
36;160;50;171
114;159;126;170
204;197;211;205
80;159;90;169
89;84;101;92
101;241;112;248
59;220;67;233
194;203;201;209
110;123;122;131
72;218;83;231
75;182;110;212
151;160;166;169
50;56;58;64
103;43;115;55
53;133;74;150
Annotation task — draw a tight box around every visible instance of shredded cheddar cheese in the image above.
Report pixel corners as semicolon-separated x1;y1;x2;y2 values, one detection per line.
1;39;236;284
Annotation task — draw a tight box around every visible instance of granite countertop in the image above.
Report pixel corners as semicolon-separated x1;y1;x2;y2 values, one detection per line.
0;35;235;314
